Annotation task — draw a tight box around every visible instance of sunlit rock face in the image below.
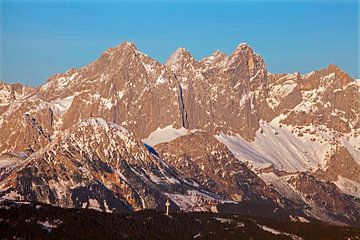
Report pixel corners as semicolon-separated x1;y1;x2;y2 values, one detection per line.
1;41;359;226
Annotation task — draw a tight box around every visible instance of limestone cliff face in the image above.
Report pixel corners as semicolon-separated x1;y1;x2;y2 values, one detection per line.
164;43;269;140
40;42;183;138
0;81;50;155
2;41;357;154
279;65;359;134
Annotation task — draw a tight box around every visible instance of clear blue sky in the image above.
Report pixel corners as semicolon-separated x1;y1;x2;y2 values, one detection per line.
0;0;359;86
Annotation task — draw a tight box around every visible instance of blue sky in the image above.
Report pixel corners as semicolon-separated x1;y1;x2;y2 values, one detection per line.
0;0;359;86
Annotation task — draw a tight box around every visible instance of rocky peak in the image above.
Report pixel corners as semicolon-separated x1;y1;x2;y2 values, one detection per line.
39;41;166;101
200;50;228;70
223;43;267;91
324;64;353;88
212;50;227;58
91;41;141;68
0;81;34;104
101;41;138;59
233;42;251;51
165;47;197;73
299;64;353;91
167;47;193;62
229;42;265;71
327;63;341;72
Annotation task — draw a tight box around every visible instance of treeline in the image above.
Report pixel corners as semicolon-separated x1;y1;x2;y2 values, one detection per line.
0;201;359;240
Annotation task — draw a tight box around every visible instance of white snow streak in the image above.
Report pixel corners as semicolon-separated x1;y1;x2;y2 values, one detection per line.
142;125;196;147
216;116;332;172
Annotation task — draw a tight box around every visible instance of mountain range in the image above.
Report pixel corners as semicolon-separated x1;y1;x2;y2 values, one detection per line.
0;41;359;229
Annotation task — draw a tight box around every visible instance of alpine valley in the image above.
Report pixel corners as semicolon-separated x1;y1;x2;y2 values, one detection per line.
1;41;360;239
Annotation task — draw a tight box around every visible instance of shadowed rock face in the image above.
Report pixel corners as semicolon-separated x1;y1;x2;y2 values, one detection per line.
0;41;359;226
154;132;360;225
316;147;360;182
0;118;218;212
286;172;360;226
155;131;280;202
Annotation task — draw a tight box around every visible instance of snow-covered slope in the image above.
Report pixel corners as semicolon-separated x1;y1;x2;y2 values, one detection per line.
215;115;336;172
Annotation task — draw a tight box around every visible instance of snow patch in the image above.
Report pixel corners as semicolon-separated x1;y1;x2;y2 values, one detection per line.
340;133;360;166
0;159;18;168
142;125;197;147
38;220;62;232
1;190;23;201
88;199;101;211
298;216;310;223
334;175;360;198
267;80;298;109
257;224;302;239
293;87;325;113
216;116;332;172
49;96;74;115
258;224;282;235
272;81;297;97
155;71;168;85
165;190;216;211
214;217;233;224
142;62;156;75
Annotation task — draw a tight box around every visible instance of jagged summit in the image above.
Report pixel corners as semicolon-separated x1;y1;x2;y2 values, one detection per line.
165;47;195;71
104;41;138;53
98;41;141;62
212;50;227;57
294;63;354;90
200;50;228;67
226;42;264;68
235;42;251;50
327;63;341;71
173;47;189;54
